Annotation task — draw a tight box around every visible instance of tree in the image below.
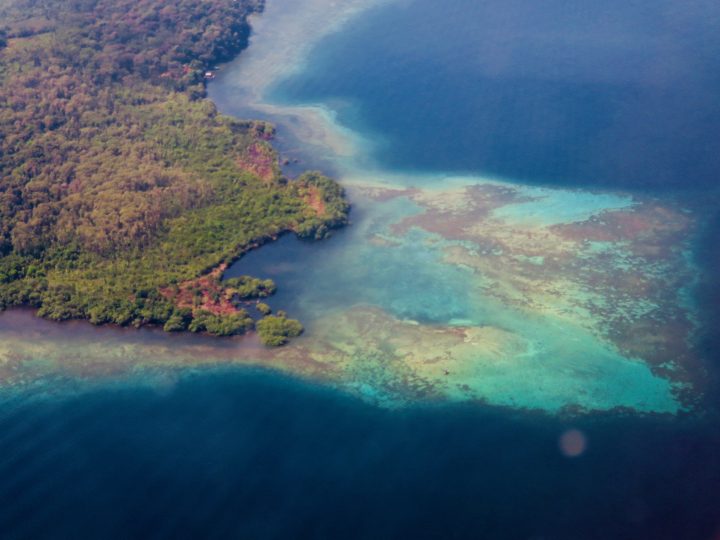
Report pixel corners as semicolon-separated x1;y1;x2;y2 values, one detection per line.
0;0;349;345
256;315;303;346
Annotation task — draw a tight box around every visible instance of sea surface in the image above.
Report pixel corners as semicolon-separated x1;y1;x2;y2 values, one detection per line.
2;0;720;538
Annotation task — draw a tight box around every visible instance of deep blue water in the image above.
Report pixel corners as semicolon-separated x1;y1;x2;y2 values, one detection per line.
3;0;720;538
1;371;719;540
272;0;720;191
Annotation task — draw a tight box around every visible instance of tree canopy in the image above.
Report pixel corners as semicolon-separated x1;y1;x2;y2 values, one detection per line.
256;315;304;347
0;0;349;343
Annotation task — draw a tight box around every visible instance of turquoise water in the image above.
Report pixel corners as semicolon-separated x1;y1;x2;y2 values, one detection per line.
227;194;477;325
2;0;720;537
208;0;712;414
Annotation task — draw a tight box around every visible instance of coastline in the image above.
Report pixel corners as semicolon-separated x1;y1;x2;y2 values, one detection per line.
0;0;351;343
208;0;393;172
0;0;708;416
2;3;720;538
208;0;705;414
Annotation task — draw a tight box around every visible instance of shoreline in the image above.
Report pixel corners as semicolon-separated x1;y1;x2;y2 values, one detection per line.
207;0;706;414
0;0;710;416
0;0;351;343
208;0;394;173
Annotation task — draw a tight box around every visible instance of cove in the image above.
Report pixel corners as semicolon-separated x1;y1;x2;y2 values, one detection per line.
208;0;717;414
2;0;720;537
0;0;715;415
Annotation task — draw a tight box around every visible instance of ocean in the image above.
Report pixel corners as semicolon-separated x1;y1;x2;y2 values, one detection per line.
2;0;720;537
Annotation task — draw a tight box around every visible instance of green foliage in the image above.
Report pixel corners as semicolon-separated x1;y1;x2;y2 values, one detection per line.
0;0;350;343
0;254;29;283
188;309;254;337
35;284;85;321
256;315;304;347
292;172;351;240
255;302;272;316
163;308;193;332
224;275;276;299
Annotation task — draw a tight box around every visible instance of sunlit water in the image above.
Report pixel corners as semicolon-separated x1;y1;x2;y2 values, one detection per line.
2;0;720;537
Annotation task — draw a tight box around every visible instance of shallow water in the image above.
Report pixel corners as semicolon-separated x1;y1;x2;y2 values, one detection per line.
207;0;719;414
2;0;720;536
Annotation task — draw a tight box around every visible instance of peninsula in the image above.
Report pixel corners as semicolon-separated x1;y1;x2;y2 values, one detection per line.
0;0;349;343
0;0;705;415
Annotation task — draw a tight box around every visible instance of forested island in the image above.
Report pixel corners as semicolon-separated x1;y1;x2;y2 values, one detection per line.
0;0;349;344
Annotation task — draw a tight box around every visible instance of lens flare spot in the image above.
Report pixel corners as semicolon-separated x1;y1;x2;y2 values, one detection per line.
559;429;587;457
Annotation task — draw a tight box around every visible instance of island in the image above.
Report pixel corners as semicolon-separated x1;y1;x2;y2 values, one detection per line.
0;0;349;344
